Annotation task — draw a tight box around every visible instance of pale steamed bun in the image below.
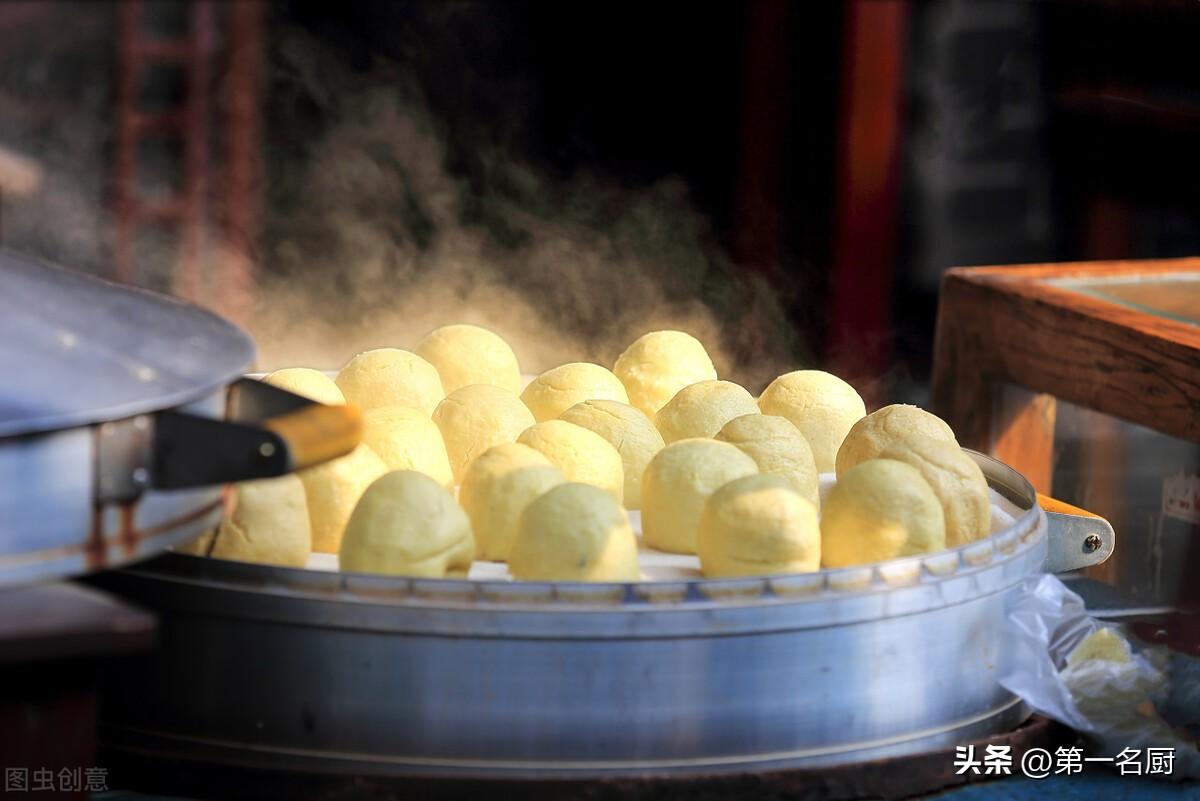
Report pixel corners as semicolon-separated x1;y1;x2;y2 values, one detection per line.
509;483;639;582
459;443;566;562
820;459;945;567
757;370;866;473
432;384;536;483
339;470;474;578
878;435;990;547
335;348;444;415
641;438;758;554
715;414;819;508
559;399;664;510
612;330;718;417
517;419;624;502
263;368;345;406
654;379;758;444
520;362;628;422
415;324;521;395
298;443;388;553
698;474;820;578
210;475;311;567
835;404;957;476
361;405;454;489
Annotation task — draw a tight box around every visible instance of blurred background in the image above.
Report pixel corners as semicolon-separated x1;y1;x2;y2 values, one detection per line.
2;0;1198;401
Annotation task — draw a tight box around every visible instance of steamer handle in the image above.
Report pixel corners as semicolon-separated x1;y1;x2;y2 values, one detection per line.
144;379;362;492
1038;493;1115;573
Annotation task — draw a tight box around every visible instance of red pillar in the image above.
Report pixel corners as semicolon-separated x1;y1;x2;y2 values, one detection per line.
825;0;909;404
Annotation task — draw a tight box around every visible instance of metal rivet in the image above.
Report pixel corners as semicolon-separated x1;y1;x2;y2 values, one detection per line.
131;467;150;487
259;442;277;458
1083;534;1102;553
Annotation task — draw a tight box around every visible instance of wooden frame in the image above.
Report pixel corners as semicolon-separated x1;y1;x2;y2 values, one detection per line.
931;257;1200;493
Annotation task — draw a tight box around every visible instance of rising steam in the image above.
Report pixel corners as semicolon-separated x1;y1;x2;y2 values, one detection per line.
252;27;800;391
0;11;803;393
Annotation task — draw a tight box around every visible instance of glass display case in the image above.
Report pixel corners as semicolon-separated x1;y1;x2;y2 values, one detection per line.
932;260;1200;621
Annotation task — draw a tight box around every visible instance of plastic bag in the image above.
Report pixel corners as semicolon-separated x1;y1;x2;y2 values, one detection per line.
1000;574;1200;779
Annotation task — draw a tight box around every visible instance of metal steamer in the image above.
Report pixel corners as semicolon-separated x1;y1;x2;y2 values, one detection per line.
0;251;360;587
94;453;1112;779
0;250;1115;781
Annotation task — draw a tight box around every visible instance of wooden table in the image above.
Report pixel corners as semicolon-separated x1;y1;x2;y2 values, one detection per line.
931;257;1200;610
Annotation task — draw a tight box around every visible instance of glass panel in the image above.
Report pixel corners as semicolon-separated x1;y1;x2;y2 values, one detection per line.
1049;397;1200;606
1047;272;1200;326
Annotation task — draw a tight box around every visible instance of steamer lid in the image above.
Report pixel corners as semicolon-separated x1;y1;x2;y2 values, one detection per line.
0;250;253;437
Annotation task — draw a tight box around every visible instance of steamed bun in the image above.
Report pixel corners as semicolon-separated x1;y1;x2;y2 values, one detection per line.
432;384;536;483
517;419;624;503
509;483;639;582
559;399;664;509
835;404;957;476
459;443;566;562
820;459;945;567
698;474;820;578
715;413;819;507
298;443;388;553
263;368;345;406
640;438;758;554
210;475;311;567
757;370;866;473
520;362;628;422
878;435;990;547
415;324;522;395
361;405;454;489
335;348;444;415
612;330;718;417
654;380;758;444
339;470;474;577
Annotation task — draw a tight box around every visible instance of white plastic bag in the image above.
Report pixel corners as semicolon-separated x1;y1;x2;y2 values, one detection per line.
1000;574;1200;779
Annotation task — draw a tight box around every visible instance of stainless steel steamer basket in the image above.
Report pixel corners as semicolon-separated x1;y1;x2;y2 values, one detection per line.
94;451;1108;778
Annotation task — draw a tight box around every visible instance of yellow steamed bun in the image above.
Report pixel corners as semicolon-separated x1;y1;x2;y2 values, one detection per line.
298;443;388;553
361;405;454;489
878;435;990;547
757;370;866;473
432;384;536;483
509;483;639;582
210;475;312;567
820;459;945;567
641;438;759;554
559;399;664;510
835;404;957;476
459;443;566;562
698;474;820;578
339;470;475;577
654;379;759;444
520;362;629;422
263;367;345;405
517;420;624;502
415;324;522;395
335;348;444;415
715;413;819;507
612;330;718;417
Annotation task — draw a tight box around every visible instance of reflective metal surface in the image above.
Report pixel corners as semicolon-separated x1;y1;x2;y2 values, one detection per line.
1042;507;1115;573
0;257;362;586
96;453;1058;777
0;392;226;587
0;250;253;438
